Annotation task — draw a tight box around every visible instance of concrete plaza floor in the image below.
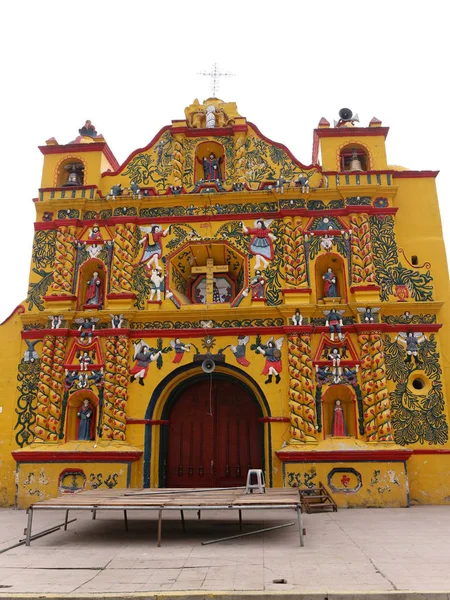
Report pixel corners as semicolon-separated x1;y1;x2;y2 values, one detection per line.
0;505;450;598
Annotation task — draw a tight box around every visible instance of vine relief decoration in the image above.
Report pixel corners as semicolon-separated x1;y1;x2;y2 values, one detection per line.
15;360;40;447
384;333;448;445
370;216;433;302
122;131;173;191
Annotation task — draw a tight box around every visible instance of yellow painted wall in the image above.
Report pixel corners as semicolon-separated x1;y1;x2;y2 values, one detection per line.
1;101;449;510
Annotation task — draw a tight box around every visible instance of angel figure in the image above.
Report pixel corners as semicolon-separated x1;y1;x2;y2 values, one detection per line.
328;347;342;383
76;317;99;344
78;350;95;371
320;233;334;252
256;336;284;385
130;340;161;386
230;336;250;367
109;314;124;329
396;331;426;365
357;306;380;323
86;243;102;259
49;315;62;329
148;267;164;301
24;340;41;363
242;219;277;270
138;225;170;269
170;339;191;363
324;309;345;341
291;309;303;326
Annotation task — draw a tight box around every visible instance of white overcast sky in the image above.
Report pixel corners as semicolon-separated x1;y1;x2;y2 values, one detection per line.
0;0;448;322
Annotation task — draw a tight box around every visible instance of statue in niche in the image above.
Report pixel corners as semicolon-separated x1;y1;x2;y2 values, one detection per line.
242;219;277;270
85;272;103;307
138;225;170;269
331;400;347;437
202;153;222;181
77;399;94;440
322;267;338;298
249;270;265;299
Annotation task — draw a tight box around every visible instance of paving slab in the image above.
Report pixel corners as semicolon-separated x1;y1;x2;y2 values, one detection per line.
0;506;450;597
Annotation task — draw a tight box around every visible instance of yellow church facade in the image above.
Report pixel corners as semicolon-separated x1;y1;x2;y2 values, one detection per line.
0;99;449;508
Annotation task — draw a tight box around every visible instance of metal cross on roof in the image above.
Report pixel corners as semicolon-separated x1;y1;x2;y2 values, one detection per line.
197;63;235;98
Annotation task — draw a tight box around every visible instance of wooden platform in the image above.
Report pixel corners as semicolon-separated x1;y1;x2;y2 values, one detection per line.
26;487;304;547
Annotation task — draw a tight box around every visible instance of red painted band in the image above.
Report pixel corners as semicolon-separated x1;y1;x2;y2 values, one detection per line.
276;449;412;462
258;417;290;423
12;450;143;463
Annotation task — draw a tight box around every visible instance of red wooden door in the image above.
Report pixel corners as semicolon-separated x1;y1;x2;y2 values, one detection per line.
166;378;262;488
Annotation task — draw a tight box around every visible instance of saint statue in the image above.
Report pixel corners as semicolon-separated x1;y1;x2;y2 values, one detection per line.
85;272;103;307
331;400;347;437
202;153;222;181
322;267;338;298
77;399;94;440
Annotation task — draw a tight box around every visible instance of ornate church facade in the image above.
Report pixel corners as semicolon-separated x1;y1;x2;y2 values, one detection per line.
1;98;449;508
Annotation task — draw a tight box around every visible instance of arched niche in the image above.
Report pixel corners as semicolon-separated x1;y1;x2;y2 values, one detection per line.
339;143;370;172
315;253;347;303
77;258;106;310
322;385;356;439
66;390;98;442
56;157;85;187
195;141;225;182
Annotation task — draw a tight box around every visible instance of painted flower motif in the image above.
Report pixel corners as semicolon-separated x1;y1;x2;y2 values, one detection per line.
374;197;389;208
341;474;351;488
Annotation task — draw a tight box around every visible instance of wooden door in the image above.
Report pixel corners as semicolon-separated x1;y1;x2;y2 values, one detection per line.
166;378;262;488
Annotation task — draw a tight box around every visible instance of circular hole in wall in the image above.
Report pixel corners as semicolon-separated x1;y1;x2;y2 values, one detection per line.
412;378;426;391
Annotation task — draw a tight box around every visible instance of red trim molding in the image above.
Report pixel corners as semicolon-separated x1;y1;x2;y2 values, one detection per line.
276;449;413;462
258;417;290;423
314;127;390;140
125;419;169;425
412;449;450;455
12;450;143;463
392;170;439;179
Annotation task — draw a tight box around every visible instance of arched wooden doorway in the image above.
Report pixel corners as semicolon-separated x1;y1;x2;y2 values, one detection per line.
163;376;263;488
